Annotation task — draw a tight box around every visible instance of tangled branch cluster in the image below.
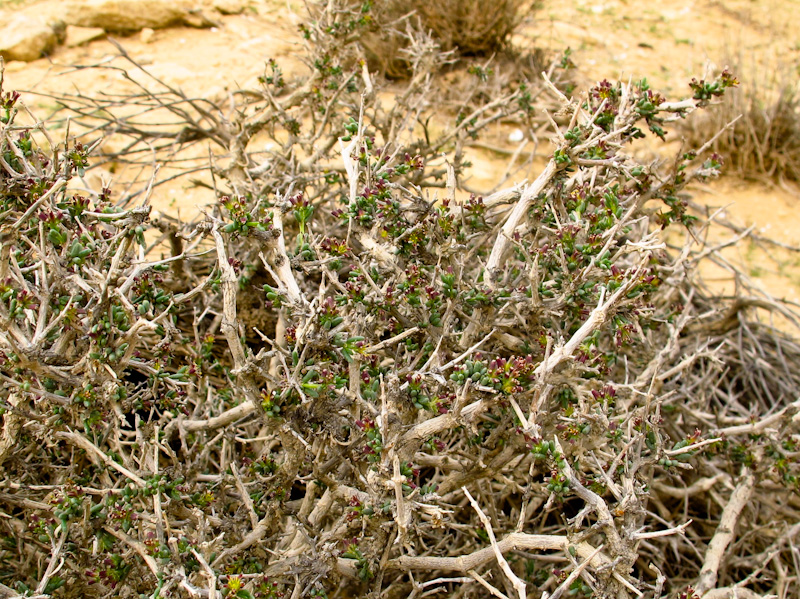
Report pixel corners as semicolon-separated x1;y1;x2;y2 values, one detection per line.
0;3;798;599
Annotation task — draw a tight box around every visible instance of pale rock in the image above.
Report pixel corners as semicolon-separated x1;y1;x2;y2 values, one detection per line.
140;28;156;43
64;25;107;47
61;0;192;32
0;14;59;62
213;0;246;15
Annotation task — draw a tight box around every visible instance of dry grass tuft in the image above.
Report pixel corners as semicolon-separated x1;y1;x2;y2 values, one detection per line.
359;0;530;78
412;0;526;55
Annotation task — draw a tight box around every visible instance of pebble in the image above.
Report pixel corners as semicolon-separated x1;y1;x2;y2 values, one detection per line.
508;129;525;143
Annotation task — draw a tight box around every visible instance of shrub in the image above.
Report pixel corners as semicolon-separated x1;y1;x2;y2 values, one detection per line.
356;0;529;78
417;0;525;55
0;3;798;599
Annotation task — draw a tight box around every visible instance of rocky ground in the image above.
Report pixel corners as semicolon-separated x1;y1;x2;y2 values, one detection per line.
1;0;799;306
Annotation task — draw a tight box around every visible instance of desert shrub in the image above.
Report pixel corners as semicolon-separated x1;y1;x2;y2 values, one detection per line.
353;0;529;78
0;3;799;599
683;58;800;185
414;0;525;55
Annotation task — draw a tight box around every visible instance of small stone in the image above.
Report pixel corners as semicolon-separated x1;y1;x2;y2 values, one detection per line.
64;25;107;47
140;28;155;44
213;0;246;15
182;9;217;29
508;129;525;143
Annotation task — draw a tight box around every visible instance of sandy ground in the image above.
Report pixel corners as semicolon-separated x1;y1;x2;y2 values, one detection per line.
2;0;799;303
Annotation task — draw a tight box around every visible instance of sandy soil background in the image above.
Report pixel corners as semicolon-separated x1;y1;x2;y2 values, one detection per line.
2;0;799;305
